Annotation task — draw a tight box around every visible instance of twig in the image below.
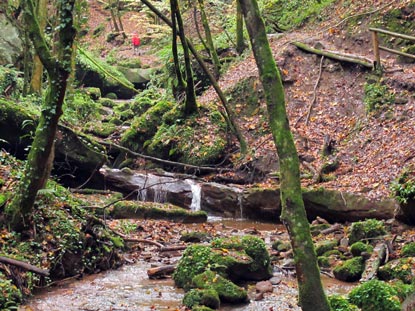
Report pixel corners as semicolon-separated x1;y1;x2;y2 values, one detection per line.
101;141;232;174
122;237;164;248
0;256;49;277
305;56;324;126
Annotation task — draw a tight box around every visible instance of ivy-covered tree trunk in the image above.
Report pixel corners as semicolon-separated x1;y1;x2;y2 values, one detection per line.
29;0;47;94
238;0;330;310
236;0;245;54
197;0;221;77
6;0;76;231
171;0;197;115
170;0;186;99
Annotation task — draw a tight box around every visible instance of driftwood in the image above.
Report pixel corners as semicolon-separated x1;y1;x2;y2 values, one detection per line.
0;256;49;277
147;264;176;279
320;223;342;235
292;42;374;68
101;141;232;174
360;242;387;282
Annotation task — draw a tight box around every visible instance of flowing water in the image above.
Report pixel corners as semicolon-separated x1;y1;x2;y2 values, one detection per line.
20;219;355;311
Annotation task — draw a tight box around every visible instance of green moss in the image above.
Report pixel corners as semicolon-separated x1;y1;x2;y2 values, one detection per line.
348;279;401;311
121;100;174;151
0;192;9;207
85;122;116;138
81;87;101;100
318;256;330;268
192;270;248;303
192;306;216;311
104;92;118;100
378;258;415;284
183;288;220;309
211;235;272;277
350;241;373;257
328;294;359;311
363;81;395;113
391;165;415;204
348;219;386;244
333;257;364;282
271;240;291;252
97;98;116;108
63;92;102;126
315;240;338;256
401;242;415;257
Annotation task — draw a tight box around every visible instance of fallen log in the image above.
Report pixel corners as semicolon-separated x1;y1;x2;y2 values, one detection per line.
292;42;374;68
147;265;176;279
160;245;188;252
0;256;49;277
360;242;387;282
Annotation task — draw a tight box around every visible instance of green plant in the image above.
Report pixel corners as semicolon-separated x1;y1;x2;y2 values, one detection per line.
328;294;359;311
391;166;415;204
0;272;22;310
401;242;415;257
348;279;401;311
363;82;395;112
116;220;138;235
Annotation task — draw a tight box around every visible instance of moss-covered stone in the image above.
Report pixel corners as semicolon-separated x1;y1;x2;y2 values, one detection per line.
378;258;415;284
328;295;359;311
271;240;291;252
350;241;374;257
333;257;364;282
348;279;401;311
348;219;386;244
183;288;220;309
192;270;248;303
310;223;331;236
211;235;272;281
97;97;116;108
318;256;330;268
315;240;338;256
82;87;101;100
121;100;174;151
104;92;118;99
402;242;415;257
85;122;116;138
111;201;207;223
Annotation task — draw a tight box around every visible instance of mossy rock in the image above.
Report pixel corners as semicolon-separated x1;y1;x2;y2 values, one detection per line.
378;258;415;284
328;295;359;311
183;288;220;309
111;201;207;223
271;240;291;252
349;279;401;311
348;219;386;244
315;240;338;256
318;256;331;268
85;122;116;138
192;270;248;304
310;223;331;236
192;306;216;311
97;98;116;108
402;242;415;257
211;235;272;281
104;92;118;100
350;241;374;257
180;231;211;243
333;257;364;282
82;87;101;100
121;100;174;151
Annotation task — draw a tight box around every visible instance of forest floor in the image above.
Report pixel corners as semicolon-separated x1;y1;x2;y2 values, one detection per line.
83;0;415;201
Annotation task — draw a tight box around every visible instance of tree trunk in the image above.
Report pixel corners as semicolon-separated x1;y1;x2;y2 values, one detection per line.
238;1;330;310
171;0;197;115
197;0;221;77
6;0;76;231
170;0;186;99
115;0;127;39
29;0;47;94
236;1;245;54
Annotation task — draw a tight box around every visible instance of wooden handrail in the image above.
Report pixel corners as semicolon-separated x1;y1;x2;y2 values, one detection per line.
369;27;415;70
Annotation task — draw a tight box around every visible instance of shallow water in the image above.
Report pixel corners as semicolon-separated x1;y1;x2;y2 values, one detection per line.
20;219;355;311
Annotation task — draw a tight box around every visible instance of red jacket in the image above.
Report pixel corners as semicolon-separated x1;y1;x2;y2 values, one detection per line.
132;36;140;47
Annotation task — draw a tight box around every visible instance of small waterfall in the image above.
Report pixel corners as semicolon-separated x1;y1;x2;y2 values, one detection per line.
136;174;168;203
185;179;201;211
237;190;244;219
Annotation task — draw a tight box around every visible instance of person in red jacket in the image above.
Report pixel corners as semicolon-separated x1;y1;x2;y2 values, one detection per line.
132;33;141;55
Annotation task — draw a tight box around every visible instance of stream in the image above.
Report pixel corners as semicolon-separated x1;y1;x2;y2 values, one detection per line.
20;219;355;311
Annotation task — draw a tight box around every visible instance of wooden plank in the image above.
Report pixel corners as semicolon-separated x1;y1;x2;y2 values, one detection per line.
369;27;415;42
379;45;415;59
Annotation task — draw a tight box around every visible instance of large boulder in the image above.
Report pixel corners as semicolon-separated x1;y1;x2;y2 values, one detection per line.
0;99;106;183
0;14;22;65
116;66;152;87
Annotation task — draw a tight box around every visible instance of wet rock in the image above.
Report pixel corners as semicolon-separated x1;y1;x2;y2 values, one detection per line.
256;281;273;294
0;15;23;65
269;276;282;285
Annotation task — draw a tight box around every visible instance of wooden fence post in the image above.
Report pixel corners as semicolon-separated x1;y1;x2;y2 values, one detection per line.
372;30;381;70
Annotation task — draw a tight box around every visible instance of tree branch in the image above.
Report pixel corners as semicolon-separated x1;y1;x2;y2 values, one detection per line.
0;256;49;277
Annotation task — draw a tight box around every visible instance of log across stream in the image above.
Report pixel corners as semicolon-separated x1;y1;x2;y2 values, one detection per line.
20;219;355;311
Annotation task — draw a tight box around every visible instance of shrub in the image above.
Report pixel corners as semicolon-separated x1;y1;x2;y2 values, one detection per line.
328;294;359;311
348;279;401;311
401;242;415;257
363;81;395;112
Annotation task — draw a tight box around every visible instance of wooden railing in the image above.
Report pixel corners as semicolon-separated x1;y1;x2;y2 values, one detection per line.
369;27;415;70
